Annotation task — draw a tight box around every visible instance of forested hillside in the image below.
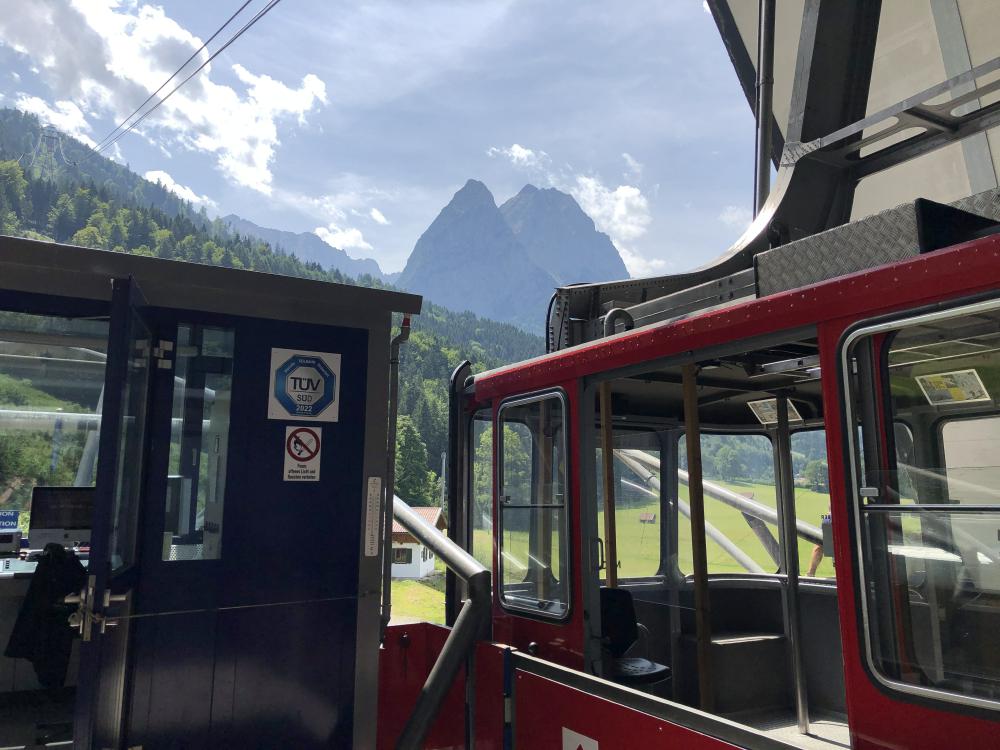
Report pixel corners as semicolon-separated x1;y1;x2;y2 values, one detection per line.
0;110;543;505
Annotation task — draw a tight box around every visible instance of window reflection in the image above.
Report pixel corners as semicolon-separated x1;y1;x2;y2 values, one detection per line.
162;325;234;562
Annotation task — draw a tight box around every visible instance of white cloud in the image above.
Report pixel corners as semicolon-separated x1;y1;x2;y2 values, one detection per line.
570;176;650;243
489;141;661;277
0;1;327;194
569;176;658;278
144;169;217;209
14;94;95;146
487;143;550;171
369;207;389;225
718;205;752;228
622;152;643;179
703;1;711;14
315;223;373;252
618;247;669;277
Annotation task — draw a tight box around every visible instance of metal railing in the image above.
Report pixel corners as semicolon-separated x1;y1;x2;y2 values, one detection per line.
392;496;491;750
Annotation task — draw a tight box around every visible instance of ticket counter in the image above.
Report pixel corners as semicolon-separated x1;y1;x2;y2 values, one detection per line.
0;235;420;749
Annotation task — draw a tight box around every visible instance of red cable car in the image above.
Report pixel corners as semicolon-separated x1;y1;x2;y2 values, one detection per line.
380;3;1000;748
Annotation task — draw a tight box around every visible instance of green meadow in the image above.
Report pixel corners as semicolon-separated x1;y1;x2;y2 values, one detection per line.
391;479;834;625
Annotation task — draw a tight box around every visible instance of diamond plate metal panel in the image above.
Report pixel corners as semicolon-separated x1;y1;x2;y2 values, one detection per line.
757;187;1000;297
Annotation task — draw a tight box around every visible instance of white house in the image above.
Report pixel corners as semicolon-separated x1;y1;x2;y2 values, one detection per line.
391;506;447;579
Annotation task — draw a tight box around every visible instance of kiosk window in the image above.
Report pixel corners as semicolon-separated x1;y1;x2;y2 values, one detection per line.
162;325;234;561
498;392;569;618
847;303;1000;707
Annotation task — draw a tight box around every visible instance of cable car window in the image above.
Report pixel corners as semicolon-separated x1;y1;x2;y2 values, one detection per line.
0;312;108;541
594;427;665;580
469;410;493;570
162;325;234;561
498;391;569;619
677;434;781;576
791;430;835;579
845;300;1000;708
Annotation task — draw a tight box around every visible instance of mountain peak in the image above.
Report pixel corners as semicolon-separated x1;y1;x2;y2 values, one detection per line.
455;178;494;202
397;180;556;332
500;185;628;285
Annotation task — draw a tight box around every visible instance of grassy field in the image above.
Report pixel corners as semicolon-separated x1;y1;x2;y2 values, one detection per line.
391;558;447;624
597;481;834;579
390;480;835;624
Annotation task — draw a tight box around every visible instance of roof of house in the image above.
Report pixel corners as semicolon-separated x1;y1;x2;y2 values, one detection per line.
392;506;447;543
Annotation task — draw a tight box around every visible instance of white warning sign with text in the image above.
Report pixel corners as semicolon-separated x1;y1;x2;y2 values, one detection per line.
562;728;598;750
284;426;322;482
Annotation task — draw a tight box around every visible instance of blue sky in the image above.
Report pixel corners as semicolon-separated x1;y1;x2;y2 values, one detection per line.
0;0;756;276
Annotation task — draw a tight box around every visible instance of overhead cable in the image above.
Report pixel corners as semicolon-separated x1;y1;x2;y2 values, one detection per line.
81;0;284;165
91;0;257;154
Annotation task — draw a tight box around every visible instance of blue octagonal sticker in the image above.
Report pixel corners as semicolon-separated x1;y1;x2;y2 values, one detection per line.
268;348;342;421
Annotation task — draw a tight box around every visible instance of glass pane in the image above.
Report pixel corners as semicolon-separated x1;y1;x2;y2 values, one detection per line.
595;429;663;580
0;312;108;542
863;507;1000;700
498;394;569;617
850;302;1000;705
791;429;835;579
162;325;234;561
881;307;1000;506
110;310;152;571
678;433;779;575
500;506;566;617
469;411;493;570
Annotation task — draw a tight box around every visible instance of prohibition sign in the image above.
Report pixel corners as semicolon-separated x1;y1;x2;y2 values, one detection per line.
287;427;321;461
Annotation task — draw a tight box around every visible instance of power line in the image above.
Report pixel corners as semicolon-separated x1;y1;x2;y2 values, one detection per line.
91;0;256;154
94;0;285;159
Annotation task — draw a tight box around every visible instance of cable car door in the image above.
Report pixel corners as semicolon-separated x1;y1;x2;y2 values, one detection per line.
72;277;155;750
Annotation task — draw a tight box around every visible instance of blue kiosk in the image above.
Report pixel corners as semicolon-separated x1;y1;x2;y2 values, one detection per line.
0;235;420;749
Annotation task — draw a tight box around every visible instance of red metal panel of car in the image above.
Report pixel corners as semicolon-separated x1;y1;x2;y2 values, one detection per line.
818;318;1000;750
513;670;741;749
472;641;508;750
489;380;587;671
377;623;466;750
474;235;1000;401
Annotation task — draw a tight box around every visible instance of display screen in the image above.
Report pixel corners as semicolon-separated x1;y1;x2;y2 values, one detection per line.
29;487;95;531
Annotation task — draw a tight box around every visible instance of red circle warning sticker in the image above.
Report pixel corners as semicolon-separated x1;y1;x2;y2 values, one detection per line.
284;426;322;481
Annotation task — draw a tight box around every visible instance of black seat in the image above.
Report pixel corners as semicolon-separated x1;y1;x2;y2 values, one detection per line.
600;586;670;686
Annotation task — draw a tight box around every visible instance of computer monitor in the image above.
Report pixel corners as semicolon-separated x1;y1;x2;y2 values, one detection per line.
28;486;95;549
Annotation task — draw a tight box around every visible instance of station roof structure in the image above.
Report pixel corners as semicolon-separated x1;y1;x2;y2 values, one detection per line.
0;234;422;324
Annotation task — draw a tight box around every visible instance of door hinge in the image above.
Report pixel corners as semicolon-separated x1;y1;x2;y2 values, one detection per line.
153;339;175;368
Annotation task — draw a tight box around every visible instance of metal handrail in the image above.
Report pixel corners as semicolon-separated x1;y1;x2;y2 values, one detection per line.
393;496;491;750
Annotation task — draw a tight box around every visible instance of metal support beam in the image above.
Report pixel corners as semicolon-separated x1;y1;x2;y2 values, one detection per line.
682;364;714;712
774;396;809;734
599;382;619;587
445;360;473;627
754;0;776;215
380;316;411;640
394;496;491;750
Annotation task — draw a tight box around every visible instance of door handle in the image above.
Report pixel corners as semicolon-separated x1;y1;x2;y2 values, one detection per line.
103;590;127;606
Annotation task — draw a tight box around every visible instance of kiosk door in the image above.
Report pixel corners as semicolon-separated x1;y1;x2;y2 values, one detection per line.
73;277;154;750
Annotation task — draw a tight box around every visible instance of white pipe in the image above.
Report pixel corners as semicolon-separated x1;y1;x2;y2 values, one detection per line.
620;473;766;574
620;448;823;545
